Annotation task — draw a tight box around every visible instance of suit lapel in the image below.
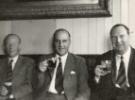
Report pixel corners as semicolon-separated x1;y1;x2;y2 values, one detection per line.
1;58;9;82
109;50;117;84
128;48;134;73
63;53;77;100
111;54;117;84
63;53;75;78
128;48;135;85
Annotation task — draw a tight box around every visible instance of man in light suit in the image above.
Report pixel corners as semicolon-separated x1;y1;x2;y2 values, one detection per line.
34;28;90;100
0;34;35;100
94;24;135;100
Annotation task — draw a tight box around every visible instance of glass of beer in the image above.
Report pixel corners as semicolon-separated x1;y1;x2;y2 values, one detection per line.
101;60;112;73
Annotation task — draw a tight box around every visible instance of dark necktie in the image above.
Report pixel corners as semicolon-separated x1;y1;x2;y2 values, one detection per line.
116;56;127;89
7;59;13;82
55;57;64;94
6;60;14;100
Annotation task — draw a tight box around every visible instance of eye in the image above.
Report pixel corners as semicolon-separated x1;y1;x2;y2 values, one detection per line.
120;35;124;39
63;40;67;42
111;36;116;41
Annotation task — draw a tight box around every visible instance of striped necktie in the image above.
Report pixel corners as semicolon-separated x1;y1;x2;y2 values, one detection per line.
116;56;127;89
7;59;13;82
55;57;64;94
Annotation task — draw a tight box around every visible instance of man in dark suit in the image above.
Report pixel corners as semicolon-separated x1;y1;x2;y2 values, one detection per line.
0;34;35;100
34;28;90;100
94;24;135;100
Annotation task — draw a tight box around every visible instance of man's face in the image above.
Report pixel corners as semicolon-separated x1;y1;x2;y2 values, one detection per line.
4;36;20;57
54;31;71;56
111;26;130;54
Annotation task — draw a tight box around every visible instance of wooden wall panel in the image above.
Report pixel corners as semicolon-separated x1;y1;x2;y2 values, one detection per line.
0;0;129;54
56;0;121;54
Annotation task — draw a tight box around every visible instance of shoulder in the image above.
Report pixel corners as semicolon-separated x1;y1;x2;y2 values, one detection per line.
0;57;7;62
0;57;7;65
131;47;135;53
102;50;114;56
130;47;135;59
99;50;114;60
20;56;35;65
38;53;54;62
95;50;114;65
68;53;85;63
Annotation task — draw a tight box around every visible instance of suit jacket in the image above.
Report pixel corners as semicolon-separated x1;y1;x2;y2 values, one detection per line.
94;47;135;100
0;55;35;100
34;53;90;100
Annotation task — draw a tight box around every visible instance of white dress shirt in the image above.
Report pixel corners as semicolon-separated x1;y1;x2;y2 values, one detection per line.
8;55;19;70
48;53;68;94
115;47;131;87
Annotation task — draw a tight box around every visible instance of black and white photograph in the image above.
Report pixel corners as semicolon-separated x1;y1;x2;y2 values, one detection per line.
0;0;135;100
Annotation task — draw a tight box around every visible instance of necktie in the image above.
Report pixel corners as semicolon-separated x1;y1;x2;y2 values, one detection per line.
7;59;13;82
55;57;64;94
116;56;127;89
5;60;13;99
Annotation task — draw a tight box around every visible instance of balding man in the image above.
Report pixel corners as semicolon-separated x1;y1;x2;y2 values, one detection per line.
0;34;35;100
34;28;90;100
94;24;135;100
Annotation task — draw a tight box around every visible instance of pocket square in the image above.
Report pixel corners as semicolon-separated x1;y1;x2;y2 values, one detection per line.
70;70;76;75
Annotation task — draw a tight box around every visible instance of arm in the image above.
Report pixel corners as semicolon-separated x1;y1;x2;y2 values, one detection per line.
32;55;52;97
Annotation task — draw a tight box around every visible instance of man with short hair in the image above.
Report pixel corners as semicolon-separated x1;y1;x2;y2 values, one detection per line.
0;34;35;100
94;24;135;100
35;28;90;100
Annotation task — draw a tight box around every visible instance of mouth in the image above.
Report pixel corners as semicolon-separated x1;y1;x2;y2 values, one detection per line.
58;47;65;50
116;44;123;47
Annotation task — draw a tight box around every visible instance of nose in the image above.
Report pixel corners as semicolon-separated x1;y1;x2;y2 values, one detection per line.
116;37;121;44
58;41;63;47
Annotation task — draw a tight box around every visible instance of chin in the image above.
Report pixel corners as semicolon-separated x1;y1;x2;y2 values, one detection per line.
58;53;65;56
57;52;66;56
116;49;125;54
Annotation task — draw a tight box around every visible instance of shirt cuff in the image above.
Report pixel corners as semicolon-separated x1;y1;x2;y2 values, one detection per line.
95;76;100;83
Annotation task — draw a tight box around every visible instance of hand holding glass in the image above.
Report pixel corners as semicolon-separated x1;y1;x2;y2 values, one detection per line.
39;58;56;72
101;60;112;73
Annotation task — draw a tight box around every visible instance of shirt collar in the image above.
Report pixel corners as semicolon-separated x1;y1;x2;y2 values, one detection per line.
55;53;68;61
8;55;19;63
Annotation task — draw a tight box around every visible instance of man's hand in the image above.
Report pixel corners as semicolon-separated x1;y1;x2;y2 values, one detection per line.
39;61;48;72
9;94;15;99
95;64;111;83
95;65;109;77
0;86;8;96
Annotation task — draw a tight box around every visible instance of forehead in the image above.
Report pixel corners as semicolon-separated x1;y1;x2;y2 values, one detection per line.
54;31;70;39
5;35;20;43
111;26;128;36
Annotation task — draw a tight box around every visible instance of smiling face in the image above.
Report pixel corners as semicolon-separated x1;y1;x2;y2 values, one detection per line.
4;35;21;57
110;26;130;55
53;30;71;56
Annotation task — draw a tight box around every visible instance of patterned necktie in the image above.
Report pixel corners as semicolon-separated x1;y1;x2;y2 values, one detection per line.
7;59;13;82
116;56;127;89
55;57;64;94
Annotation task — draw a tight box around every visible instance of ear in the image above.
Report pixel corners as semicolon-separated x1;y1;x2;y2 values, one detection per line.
2;44;6;54
18;44;21;53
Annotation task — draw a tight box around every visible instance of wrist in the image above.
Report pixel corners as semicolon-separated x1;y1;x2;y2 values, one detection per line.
9;94;15;99
95;75;100;83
